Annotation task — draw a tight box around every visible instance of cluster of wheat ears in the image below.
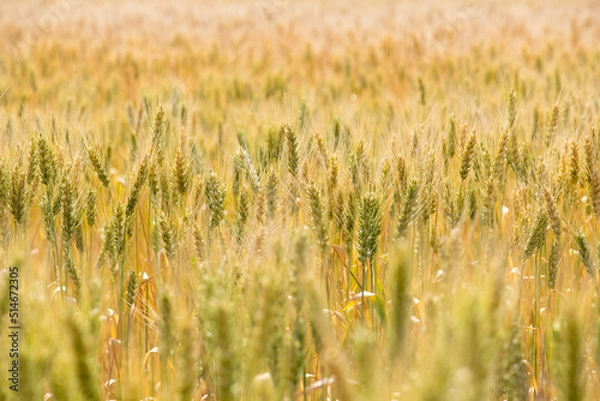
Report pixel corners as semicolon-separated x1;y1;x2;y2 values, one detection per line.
1;1;600;400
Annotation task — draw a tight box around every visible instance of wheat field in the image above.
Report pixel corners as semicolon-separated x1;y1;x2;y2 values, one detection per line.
1;0;600;400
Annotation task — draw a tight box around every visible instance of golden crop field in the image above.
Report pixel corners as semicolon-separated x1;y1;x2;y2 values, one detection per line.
1;0;600;400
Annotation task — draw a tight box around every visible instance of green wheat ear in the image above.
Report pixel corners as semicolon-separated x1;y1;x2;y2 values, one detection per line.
285;124;300;215
126;270;138;308
85;189;97;227
574;232;596;280
542;186;561;238
125;154;150;235
356;191;382;265
0;158;8;210
584;136;600;216
86;145;110;187
445;113;457;161
327;154;339;220
284;123;299;178
460;130;477;181
37;133;55;186
151;104;167;158
159;211;175;258
265;167;278;219
395;178;418;239
547;239;561;290
305;181;328;255
507;88;518;129
546;103;560;146
235;184;249;247
9;150;28;226
26;137;37;185
343;188;358;247
524;209;548;260
60;171;77;245
493;125;509;181
567;139;579;186
205;170;227;231
172;133;191;196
